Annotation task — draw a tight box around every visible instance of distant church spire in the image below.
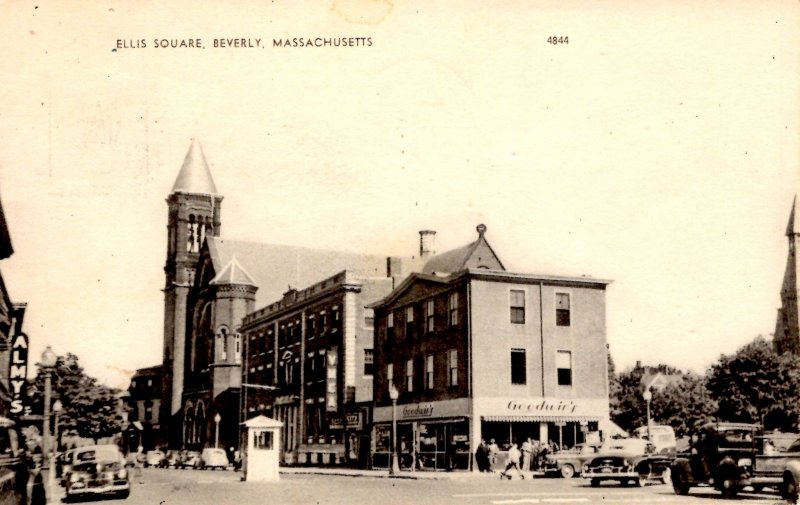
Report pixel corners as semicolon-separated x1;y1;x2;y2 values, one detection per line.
171;139;219;195
776;194;800;355
787;196;798;237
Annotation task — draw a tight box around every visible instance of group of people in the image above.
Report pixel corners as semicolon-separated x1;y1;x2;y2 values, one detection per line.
474;438;558;479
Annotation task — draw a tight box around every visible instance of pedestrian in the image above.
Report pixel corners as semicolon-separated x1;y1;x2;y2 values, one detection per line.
521;438;533;473
488;438;499;471
475;439;490;472
500;443;524;480
134;445;144;483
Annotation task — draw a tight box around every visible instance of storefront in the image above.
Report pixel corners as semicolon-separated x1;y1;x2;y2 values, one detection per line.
372;398;471;471
473;397;608;455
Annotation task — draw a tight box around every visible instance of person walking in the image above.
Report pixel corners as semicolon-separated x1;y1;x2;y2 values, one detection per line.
500;443;524;480
475;439;490;472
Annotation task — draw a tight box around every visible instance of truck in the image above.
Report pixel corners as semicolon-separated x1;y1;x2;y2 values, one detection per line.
670;421;800;499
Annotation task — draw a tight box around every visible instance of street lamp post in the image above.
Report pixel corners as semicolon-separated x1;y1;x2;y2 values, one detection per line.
388;384;400;475
643;389;653;443
40;346;57;497
214;413;222;449
51;399;62;485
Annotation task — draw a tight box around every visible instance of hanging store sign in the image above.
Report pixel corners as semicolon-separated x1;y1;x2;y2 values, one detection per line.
9;333;28;415
345;412;362;429
326;347;338;412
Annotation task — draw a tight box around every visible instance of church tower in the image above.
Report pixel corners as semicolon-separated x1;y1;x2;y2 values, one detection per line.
775;196;800;355
162;140;223;441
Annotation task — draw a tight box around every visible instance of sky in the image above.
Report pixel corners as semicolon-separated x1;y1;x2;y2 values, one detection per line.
0;0;797;389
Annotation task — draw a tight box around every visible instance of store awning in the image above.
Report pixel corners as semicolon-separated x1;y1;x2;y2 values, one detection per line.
482;415;600;423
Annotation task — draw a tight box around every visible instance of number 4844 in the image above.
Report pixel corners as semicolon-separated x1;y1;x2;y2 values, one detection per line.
547;36;569;45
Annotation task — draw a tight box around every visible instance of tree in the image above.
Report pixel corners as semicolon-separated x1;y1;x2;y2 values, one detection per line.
707;335;800;431
27;353;123;444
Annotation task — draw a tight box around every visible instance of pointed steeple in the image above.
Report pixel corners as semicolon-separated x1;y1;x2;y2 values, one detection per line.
171;139;218;195
787;196;798;237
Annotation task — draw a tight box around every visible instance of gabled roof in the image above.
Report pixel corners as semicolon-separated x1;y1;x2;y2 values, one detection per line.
205;237;388;306
243;415;283;428
422;224;504;275
210;255;256;286
171;139;219;195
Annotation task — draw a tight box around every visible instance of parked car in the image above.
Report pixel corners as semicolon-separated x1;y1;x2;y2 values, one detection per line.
781;437;800;503
145;450;166;468
582;438;672;487
543;443;600;478
670;422;760;498
163;450;182;468
181;451;202;469
633;425;677;456
0;416;46;505
200;448;229;470
64;444;130;501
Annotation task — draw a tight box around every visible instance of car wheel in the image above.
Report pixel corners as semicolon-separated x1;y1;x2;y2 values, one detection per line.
560;464;575;479
719;478;739;498
118;489;130;499
636;475;647;487
590;479;600;488
671;469;690;496
782;473;798;503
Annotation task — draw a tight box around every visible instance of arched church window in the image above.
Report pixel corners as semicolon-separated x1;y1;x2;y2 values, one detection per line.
187;215;200;253
218;327;228;361
184;405;195;447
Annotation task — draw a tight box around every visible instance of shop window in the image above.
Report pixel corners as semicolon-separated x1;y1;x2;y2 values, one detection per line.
425;299;435;334
425;354;434;390
557;350;572;386
511;348;526;385
447;349;458;387
556;293;571;326
364;349;374;376
448;292;459;326
510;290;525;324
405;306;415;339
405;359;414;392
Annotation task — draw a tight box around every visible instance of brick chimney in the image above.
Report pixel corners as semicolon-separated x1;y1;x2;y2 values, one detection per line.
419;230;436;260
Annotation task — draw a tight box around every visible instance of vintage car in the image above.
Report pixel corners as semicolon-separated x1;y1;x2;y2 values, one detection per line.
781;437;800;503
163;450;182;468
145;450;166;468
633;425;677;456
200;448;229;470
582;438;672;487
670;422;760;498
64;445;130;501
0;416;45;505
181;451;202;469
543;443;600;478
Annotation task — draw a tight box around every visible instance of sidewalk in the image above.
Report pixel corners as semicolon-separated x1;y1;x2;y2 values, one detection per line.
280;466;547;480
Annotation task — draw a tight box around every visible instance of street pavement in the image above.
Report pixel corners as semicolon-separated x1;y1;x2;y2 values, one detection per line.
51;468;792;505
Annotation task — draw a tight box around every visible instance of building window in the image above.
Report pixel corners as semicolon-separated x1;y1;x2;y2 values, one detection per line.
425;299;435;334
364;349;374;376
510;290;525;324
144;401;153;422
307;317;316;339
557;350;572;386
425;354;434;390
447;349;458;387
387;363;394;386
387;312;394;341
320;312;328;334
448;292;459;326
254;431;273;450
234;333;241;364
511;348;526;385
405;306;415;339
556;293;571;326
405;359;414;392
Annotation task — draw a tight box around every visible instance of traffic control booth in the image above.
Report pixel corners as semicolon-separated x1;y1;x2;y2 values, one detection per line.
242;415;283;482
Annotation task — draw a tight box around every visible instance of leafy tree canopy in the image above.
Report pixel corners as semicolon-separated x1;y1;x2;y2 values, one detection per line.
27;352;123;444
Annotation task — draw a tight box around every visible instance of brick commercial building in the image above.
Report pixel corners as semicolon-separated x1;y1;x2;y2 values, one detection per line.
123;365;163;453
160;140;411;453
239;270;397;467
370;225;612;471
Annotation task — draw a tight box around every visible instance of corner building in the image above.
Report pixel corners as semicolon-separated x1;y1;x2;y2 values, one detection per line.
370;225;612;470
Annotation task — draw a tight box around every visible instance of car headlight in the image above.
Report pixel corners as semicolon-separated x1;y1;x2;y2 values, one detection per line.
69;473;81;483
118;469;127;479
737;458;752;467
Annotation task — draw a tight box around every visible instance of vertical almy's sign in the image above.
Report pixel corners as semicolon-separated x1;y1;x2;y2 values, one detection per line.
9;333;28;415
